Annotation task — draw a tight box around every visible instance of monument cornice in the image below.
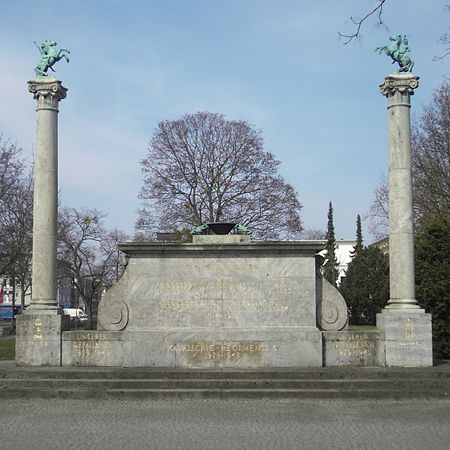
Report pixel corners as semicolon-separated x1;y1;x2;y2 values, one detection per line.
120;240;326;257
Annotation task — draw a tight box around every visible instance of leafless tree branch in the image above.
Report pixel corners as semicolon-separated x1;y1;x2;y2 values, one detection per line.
434;6;450;60
339;0;387;44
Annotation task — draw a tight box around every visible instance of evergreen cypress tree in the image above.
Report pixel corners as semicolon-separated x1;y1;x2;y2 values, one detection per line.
340;216;389;325
340;246;389;325
350;214;363;258
323;202;339;286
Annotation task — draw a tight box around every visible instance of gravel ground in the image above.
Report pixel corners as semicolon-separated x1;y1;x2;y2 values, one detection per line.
0;397;448;450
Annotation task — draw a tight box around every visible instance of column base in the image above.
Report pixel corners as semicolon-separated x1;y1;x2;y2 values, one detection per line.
24;304;62;314
376;308;432;367
16;313;69;366
385;299;421;309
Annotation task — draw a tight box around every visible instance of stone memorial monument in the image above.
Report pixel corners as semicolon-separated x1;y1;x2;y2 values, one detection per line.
375;36;433;367
16;41;69;366
15;36;433;369
63;223;350;368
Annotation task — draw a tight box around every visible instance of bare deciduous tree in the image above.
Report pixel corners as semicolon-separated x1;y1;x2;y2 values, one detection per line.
412;81;450;222
137;112;303;240
365;175;389;240
58;207;128;327
0;139;33;293
0;136;24;202
0;138;31;329
300;228;326;240
434;5;450;60
367;82;450;238
0;172;33;308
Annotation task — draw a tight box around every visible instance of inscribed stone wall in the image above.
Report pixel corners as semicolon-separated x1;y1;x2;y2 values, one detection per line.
124;256;316;330
93;241;325;368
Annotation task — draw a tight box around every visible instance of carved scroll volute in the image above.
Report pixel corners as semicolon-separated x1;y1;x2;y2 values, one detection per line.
317;278;348;331
97;300;129;331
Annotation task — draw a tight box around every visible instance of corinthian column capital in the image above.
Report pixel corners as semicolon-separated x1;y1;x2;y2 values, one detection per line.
28;77;67;110
380;73;420;98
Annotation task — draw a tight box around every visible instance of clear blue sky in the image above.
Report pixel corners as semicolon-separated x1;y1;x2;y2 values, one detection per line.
0;1;448;242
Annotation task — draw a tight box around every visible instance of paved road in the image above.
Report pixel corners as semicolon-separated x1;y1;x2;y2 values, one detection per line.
0;398;448;450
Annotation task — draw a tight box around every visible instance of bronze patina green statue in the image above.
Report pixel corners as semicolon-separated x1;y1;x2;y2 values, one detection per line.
375;35;414;73
234;224;250;235
34;40;70;77
191;224;208;235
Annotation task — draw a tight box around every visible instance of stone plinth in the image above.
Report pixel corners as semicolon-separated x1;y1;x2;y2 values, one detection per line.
377;309;432;367
16;314;69;366
95;239;348;368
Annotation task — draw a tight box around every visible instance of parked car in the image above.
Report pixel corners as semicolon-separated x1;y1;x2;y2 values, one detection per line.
63;308;88;324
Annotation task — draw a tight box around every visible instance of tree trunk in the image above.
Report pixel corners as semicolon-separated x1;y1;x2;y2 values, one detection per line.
11;275;16;333
20;276;26;309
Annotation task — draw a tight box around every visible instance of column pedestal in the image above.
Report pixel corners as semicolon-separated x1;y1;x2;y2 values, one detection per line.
16;314;69;366
377;309;432;366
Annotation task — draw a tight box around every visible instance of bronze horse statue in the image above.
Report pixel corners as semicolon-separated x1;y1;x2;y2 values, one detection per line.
376;35;414;73
34;40;70;77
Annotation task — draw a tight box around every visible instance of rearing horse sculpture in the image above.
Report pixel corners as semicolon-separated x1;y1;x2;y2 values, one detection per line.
375;35;414;73
34;40;70;77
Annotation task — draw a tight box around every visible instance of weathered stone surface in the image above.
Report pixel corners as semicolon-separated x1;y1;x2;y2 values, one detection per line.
376;309;432;367
62;331;123;366
323;330;385;367
119;328;322;368
192;234;251;244
27;77;67;312
97;240;328;368
374;73;433;367
380;73;420;310
16;314;69;366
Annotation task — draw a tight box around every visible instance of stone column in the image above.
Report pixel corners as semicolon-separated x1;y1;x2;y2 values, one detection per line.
376;73;432;367
28;77;67;310
16;77;68;366
380;73;419;309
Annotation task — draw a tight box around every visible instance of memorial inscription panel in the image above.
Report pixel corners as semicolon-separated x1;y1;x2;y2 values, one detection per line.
322;331;384;366
62;331;123;366
333;333;376;357
169;340;278;363
125;257;316;330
